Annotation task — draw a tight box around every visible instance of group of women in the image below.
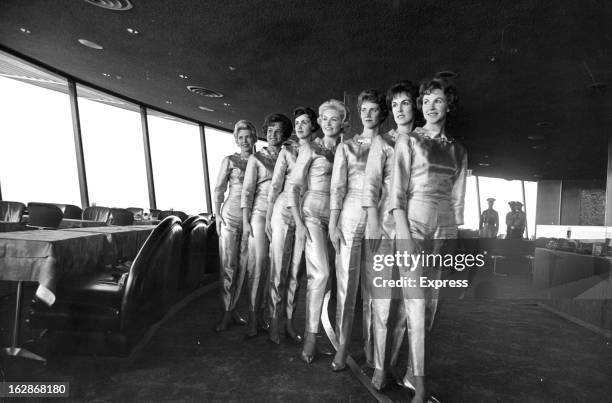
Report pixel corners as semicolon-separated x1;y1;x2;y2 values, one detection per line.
213;77;467;403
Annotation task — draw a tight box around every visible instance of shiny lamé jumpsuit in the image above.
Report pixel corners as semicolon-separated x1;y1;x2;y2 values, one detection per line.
267;141;305;320
362;130;407;372
330;134;371;354
388;127;467;376
241;147;279;312
287;137;337;333
215;153;249;311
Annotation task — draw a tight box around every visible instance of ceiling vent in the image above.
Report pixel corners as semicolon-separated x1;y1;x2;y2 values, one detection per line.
84;0;133;11
187;85;224;98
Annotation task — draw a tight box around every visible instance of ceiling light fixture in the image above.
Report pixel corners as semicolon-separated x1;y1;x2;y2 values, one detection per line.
187;85;224;98
179;74;188;79
531;144;548;150
582;61;608;92
527;135;545;140
223;102;231;107
19;27;31;34
478;162;490;167
102;72;111;77
84;0;133;11
198;106;214;112
535;121;552;128
165;100;173;104
78;38;103;50
435;70;457;79
228;66;236;71
126;27;140;35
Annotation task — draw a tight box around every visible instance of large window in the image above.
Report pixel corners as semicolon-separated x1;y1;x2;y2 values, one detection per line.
205;127;239;203
0;53;80;205
148;112;208;214
78;85;149;209
461;175;479;230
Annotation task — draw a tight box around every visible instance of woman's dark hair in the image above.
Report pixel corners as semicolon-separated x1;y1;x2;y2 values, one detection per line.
357;89;388;123
293;106;320;132
416;77;458;111
386;80;419;109
262;113;293;140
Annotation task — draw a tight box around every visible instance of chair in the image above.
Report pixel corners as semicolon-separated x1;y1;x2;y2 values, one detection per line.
82;206;111;223
109;208;134;226
126;207;143;217
27;202;63;228
27;216;183;352
198;212;213;224
149;209;161;219
56;204;83;219
0;201;25;222
158;210;188;221
181;216;211;290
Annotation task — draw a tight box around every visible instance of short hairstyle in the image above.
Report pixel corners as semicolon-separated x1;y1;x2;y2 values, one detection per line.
262;113;293;140
318;99;349;124
386;80;419;109
293;106;320;132
233;120;257;142
357;89;388;123
416;77;458;111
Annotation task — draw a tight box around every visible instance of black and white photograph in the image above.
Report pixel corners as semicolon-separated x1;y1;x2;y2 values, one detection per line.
0;1;611;402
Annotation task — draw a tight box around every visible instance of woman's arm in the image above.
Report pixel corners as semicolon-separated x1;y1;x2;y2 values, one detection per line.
389;134;414;249
329;143;348;252
287;144;313;242
213;156;230;235
241;155;258;237
451;148;468;226
266;149;288;241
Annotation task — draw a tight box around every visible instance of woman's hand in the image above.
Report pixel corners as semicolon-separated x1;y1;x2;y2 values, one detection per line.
295;220;311;243
366;210;388;253
329;225;346;253
243;220;253;238
216;215;226;236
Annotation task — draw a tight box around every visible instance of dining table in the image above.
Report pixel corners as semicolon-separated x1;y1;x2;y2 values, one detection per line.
0;221;27;232
58;218;107;229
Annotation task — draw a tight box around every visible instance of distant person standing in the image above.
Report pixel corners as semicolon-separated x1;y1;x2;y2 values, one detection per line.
506;201;526;239
479;197;499;238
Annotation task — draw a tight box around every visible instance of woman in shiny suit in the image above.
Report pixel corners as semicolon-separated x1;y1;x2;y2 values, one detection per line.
362;81;419;389
288;99;346;363
242;113;292;338
389;77;467;403
265;107;319;345
214;120;257;332
328;90;388;371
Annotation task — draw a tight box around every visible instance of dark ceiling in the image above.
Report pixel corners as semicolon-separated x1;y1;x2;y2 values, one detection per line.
1;0;611;180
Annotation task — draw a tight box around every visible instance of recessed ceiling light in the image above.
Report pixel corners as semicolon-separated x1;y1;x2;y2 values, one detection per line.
165;100;173;104
527;135;545;140
223;102;231;107
115;75;122;80
478;162;490;167
535;121;552;128
198;106;214;112
78;38;103;50
531;144;548;150
19;27;31;34
179;74;189;79
85;0;133;11
435;70;457;79
126;27;140;35
187;85;224;98
102;72;111;77
228;66;236;71
218;120;224;124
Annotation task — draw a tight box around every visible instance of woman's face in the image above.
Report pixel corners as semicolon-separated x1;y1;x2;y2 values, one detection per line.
360;100;382;129
421;89;448;124
266;122;285;146
319;108;343;137
295;114;314;139
391;92;415;126
235;129;255;151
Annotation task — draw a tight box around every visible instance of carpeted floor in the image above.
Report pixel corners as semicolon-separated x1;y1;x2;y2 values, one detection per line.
1;275;611;402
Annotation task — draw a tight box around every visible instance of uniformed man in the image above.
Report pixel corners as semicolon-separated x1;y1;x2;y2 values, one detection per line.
479;197;499;238
506;201;526;239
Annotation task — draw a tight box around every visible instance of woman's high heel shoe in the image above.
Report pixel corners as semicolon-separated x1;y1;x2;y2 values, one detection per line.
330;361;347;372
215;311;231;332
284;320;303;344
245;311;258;339
231;310;247;326
371;369;387;391
299;332;316;364
268;318;280;345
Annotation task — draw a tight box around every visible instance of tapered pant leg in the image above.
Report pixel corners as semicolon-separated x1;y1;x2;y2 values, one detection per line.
219;226;244;311
286;232;305;319
304;219;330;334
246;214;269;311
334;235;363;349
268;219;295;319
